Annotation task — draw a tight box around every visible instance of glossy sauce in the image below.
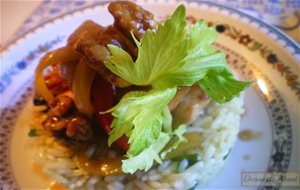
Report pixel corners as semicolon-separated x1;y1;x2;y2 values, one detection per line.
48;182;68;190
76;149;124;176
32;162;51;181
243;155;250;160
238;129;262;141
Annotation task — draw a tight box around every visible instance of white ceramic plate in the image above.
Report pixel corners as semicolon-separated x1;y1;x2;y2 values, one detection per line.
1;1;299;189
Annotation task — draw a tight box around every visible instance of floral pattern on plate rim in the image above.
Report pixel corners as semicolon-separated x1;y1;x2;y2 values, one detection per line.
1;1;299;100
215;24;300;100
215;43;292;190
0;36;65;94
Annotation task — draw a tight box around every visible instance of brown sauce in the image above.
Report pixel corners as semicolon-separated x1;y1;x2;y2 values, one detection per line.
243;155;250;160
75;149;124;176
32;162;68;189
32;162;52;181
48;182;68;190
238;129;262;141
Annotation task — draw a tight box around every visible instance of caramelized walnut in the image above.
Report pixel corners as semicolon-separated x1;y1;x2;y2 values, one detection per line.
66;116;93;141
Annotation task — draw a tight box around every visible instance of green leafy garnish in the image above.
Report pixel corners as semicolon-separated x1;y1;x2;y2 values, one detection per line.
101;88;187;173
199;71;250;103
172;153;200;172
223;148;232;160
102;4;250;173
122;126;186;174
122;132;170;173
28;129;39;137
102;88;177;156
105;5;187;87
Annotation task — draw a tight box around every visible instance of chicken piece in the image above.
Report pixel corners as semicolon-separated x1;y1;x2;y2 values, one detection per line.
43;116;68;131
67;20;105;52
172;85;211;126
66;1;157;88
98;25;138;59
108;1;156;40
67;21;108;68
168;86;191;111
66;116;93;141
67;21;132;87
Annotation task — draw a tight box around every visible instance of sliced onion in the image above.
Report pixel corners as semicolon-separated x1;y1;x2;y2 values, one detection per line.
73;57;96;116
35;47;80;101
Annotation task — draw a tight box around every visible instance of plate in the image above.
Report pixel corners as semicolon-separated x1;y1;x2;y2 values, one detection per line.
1;0;299;189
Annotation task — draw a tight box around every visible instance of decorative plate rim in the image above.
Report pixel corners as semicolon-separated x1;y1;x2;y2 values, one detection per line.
1;0;300;100
0;1;298;190
195;0;300;55
1;0;300;58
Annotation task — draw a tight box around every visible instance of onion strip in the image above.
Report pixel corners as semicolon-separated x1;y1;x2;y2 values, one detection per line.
35;47;80;101
72;57;96;116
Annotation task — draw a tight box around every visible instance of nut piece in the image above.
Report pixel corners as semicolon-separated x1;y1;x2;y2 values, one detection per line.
108;1;156;39
48;95;74;116
66;116;93;141
43;116;67;131
44;67;70;95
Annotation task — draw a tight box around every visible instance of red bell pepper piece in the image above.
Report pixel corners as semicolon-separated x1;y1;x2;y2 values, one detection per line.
92;75;129;151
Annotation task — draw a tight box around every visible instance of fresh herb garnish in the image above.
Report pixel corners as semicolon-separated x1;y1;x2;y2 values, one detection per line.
172;153;200;173
223;148;232;160
28;129;39;137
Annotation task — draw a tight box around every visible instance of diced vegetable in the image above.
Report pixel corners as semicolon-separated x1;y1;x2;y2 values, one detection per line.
92;75;129;151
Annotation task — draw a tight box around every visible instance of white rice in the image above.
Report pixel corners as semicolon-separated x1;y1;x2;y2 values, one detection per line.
25;93;245;190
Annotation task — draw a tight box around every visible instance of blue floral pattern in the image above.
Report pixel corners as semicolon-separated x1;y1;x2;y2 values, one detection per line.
0;36;64;94
215;43;293;190
214;23;300;100
11;0;300;45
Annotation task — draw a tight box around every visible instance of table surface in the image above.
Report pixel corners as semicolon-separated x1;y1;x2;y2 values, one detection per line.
1;1;41;47
1;0;299;50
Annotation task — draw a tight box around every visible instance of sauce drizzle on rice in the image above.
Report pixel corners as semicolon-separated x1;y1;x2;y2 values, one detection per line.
238;129;262;141
48;182;68;190
32;162;52;181
27;93;246;189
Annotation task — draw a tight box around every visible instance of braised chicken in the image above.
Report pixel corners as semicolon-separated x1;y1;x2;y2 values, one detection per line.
172;85;211;126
